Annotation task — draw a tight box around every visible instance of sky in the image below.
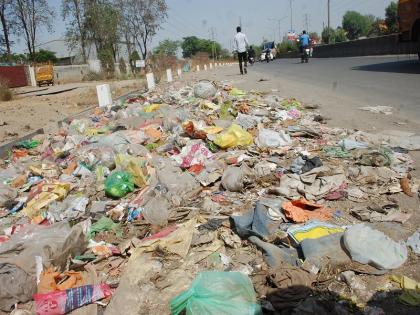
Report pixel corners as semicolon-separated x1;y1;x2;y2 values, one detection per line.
12;0;394;55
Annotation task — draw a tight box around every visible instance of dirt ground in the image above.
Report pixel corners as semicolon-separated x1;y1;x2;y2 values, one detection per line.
0;79;145;145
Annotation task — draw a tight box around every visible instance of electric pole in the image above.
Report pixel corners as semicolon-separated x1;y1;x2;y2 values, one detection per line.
328;0;331;29
290;0;293;31
239;16;242;28
209;27;216;63
269;16;287;43
304;14;309;31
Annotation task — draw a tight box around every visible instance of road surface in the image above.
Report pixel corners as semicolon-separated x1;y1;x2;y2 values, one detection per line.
251;56;420;123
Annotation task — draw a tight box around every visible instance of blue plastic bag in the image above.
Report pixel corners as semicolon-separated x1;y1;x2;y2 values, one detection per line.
170;271;262;315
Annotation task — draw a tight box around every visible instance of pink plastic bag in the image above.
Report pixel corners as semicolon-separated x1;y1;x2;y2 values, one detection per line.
33;283;112;315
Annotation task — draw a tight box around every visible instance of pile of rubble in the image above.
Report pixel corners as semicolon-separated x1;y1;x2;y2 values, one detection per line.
0;79;419;315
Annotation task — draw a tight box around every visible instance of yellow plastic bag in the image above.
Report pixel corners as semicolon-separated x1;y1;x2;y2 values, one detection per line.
204;126;224;135
115;154;150;188
143;104;160;113
214;124;253;149
23;183;71;219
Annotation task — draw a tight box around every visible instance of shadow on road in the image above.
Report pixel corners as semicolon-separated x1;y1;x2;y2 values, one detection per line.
351;59;420;74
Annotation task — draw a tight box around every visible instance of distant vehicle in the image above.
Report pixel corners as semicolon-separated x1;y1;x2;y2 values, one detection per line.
398;0;420;59
260;41;275;62
301;47;310;63
35;62;54;87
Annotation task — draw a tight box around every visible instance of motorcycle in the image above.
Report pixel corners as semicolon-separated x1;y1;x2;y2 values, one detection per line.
248;56;255;65
301;47;310;63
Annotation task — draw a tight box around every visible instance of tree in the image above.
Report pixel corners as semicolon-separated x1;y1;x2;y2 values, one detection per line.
31;49;57;62
385;1;398;34
342;11;372;40
153;39;180;56
181;36;201;57
119;0;167;60
369;18;388;37
0;0;13;61
181;36;221;58
84;2;119;73
335;27;348;43
62;0;88;63
309;32;320;43
322;27;336;44
14;0;54;56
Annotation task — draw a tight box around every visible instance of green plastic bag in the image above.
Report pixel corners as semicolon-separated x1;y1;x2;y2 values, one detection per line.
170;271;262;315
104;171;134;198
88;216;122;239
15;139;40;149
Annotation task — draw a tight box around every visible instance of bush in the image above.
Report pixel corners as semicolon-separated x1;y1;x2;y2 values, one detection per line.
0;81;12;101
276;41;299;56
322;27;336;44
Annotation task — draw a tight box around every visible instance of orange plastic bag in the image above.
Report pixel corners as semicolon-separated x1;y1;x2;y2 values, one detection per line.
282;198;333;223
38;267;85;294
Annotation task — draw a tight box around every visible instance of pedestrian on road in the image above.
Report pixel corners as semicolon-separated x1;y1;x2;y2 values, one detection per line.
234;26;249;75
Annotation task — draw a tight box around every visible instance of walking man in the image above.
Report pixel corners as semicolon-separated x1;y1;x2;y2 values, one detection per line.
234;26;249;75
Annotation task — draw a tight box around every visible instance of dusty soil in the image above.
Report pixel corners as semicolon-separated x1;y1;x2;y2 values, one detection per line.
0;79;145;145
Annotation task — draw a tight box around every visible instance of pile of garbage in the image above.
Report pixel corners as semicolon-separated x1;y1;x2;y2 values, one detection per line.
0;79;419;314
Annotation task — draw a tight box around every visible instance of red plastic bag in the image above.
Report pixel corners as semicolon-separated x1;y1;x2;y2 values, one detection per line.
33;283;112;315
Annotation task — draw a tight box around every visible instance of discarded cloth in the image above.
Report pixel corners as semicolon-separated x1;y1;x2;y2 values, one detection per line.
282;198;333;223
290;156;323;174
249;236;300;267
287;221;344;243
252;267;314;312
300;233;350;269
343;224;408;270
232;201;282;239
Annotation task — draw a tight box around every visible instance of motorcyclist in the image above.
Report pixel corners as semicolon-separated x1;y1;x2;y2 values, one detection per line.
264;48;271;63
248;46;255;64
299;30;310;54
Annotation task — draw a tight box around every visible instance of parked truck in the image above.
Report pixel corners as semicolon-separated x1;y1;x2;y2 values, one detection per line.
35;62;54;86
398;0;420;58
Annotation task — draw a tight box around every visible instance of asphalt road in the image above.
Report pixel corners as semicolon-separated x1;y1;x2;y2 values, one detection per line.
250;55;420;124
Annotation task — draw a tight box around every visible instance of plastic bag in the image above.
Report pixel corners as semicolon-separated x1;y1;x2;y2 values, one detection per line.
170;271;261;315
34;283;112;315
214;124;253;149
193;80;217;99
115;154;150;188
88;216;122;239
255;129;292;148
104;171;135;198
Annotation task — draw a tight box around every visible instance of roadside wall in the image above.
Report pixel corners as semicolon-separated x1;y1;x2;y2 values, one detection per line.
277;34;418;58
0;66;28;87
54;64;90;84
313;34;417;58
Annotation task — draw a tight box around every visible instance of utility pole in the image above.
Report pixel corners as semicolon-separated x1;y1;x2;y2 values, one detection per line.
210;27;216;63
239;16;242;28
269;16;288;43
290;0;293;31
304;14;309;31
328;0;331;29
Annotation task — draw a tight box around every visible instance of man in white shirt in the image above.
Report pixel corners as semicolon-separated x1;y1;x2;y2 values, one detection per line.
234;26;249;75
